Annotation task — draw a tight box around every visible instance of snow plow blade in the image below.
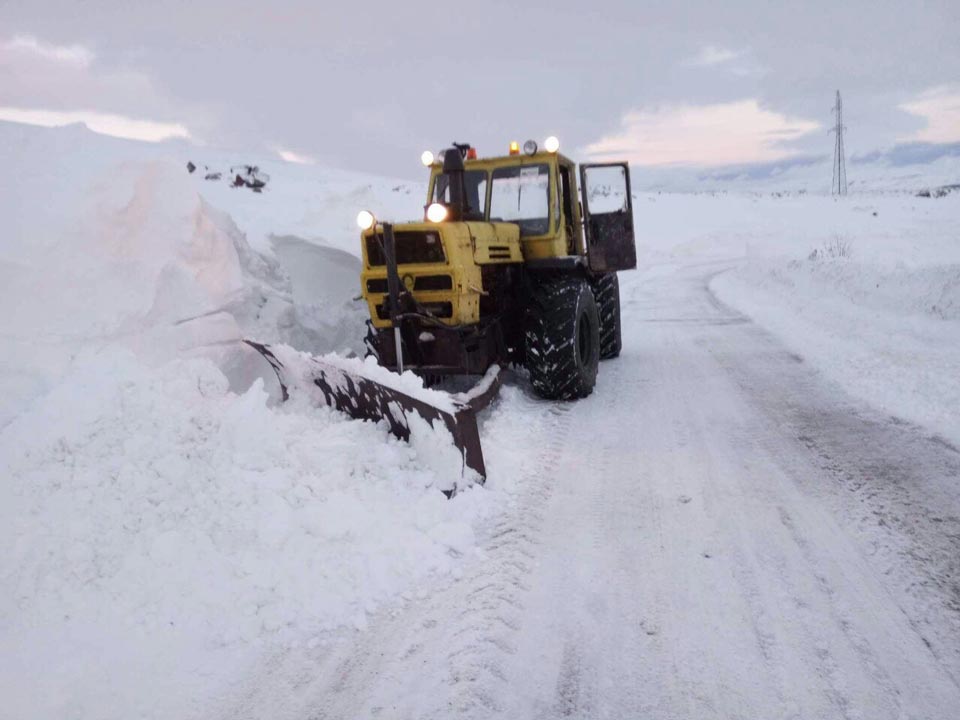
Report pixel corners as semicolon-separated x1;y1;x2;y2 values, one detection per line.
244;341;501;483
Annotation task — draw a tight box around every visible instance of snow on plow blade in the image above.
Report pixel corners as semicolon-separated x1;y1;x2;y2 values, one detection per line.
244;341;501;483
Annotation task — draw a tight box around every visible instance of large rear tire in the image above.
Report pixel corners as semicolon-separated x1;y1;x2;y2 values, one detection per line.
524;275;600;400
591;272;622;359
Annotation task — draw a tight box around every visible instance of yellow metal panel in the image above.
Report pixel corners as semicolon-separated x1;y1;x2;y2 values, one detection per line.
522;234;568;260
467;222;523;264
360;223;483;329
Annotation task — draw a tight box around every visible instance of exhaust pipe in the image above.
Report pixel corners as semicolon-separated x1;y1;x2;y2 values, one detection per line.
442;146;468;221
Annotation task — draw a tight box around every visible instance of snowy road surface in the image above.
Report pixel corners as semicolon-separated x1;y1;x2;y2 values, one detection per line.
222;258;960;719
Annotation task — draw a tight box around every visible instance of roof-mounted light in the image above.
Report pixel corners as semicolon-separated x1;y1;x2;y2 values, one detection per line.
523;139;538;155
356;210;376;230
420;150;434;166
466;147;477;159
509;141;520;155
544;136;560;153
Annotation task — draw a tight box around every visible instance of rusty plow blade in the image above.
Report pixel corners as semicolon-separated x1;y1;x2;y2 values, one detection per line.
244;341;501;485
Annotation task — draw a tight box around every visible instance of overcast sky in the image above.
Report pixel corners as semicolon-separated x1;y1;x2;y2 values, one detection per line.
1;0;958;177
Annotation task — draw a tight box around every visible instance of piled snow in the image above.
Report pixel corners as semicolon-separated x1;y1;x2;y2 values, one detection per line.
0;349;487;719
0;120;425;425
193;161;422;258
0;122;490;719
267;343;461;413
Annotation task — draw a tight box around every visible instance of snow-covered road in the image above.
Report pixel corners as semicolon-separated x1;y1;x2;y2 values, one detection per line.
220;259;960;720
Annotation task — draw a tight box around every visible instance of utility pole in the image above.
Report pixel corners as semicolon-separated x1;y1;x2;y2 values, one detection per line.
830;90;848;196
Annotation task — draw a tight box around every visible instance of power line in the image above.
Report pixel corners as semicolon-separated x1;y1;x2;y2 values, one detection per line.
830;90;848;196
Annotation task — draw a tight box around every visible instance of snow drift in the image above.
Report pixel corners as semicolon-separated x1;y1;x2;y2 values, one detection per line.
0;349;485;719
631;192;960;447
0;122;491;719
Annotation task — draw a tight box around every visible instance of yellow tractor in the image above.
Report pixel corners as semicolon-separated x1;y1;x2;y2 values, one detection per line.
360;138;635;397
247;137;635;485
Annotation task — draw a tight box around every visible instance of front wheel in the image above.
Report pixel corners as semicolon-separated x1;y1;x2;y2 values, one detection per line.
524;276;600;400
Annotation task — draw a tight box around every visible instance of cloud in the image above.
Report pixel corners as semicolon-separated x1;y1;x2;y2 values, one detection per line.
2;34;94;68
274;147;316;165
582;100;820;167
0;33;206;143
700;153;827;181
681;44;764;77
684;44;744;67
852;141;960;167
0;106;190;142
899;86;960;144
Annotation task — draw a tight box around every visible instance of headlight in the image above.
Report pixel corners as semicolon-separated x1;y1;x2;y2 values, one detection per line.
426;203;448;223
420;150;434;166
544;136;560;153
523;139;538;155
356;210;376;230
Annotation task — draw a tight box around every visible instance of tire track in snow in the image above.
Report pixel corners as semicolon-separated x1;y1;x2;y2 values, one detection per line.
316;389;578;720
705;273;960;690
435;399;576;717
210;386;577;720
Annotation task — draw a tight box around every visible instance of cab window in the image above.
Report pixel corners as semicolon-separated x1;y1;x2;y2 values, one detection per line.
489;164;551;236
432;170;488;217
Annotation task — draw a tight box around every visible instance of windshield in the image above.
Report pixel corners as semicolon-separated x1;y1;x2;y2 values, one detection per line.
432;170;488;217
489;163;551;236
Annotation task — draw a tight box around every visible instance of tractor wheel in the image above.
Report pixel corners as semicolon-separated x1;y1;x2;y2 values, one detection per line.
591;272;622;359
524;275;600;400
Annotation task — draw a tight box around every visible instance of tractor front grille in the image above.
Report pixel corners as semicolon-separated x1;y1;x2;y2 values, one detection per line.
414;275;453;291
366;275;452;294
366;231;445;266
376;301;453;320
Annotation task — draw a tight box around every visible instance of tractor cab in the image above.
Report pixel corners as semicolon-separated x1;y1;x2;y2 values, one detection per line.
423;140;636;271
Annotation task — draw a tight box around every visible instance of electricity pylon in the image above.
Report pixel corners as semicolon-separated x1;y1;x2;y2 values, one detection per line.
830;90;848;196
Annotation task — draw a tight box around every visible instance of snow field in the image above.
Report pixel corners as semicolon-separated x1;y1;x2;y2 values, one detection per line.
2;121;959;719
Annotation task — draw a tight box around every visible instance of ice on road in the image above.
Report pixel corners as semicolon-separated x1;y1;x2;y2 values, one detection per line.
222;258;960;720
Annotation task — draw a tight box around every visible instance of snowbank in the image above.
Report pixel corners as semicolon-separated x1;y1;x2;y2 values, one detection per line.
0;121;428;424
0;349;487;719
0;122;487;719
708;193;960;445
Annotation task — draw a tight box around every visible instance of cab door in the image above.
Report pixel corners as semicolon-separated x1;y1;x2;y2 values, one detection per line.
579;162;637;272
